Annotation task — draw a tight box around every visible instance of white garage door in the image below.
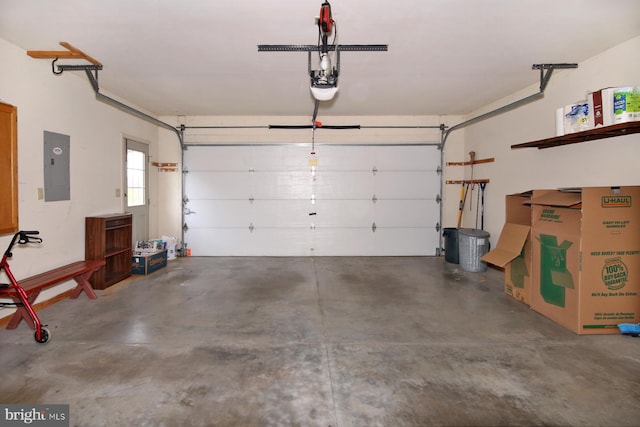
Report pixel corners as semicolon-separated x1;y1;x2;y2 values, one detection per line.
183;144;441;256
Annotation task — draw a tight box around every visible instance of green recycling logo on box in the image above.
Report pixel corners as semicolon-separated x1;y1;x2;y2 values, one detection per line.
602;257;628;291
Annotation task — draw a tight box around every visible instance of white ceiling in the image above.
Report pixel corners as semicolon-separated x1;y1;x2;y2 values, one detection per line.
1;0;639;118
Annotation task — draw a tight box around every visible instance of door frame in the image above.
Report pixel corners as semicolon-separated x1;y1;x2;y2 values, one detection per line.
124;138;150;245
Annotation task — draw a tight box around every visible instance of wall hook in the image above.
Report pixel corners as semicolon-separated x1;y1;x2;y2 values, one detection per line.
52;57;63;75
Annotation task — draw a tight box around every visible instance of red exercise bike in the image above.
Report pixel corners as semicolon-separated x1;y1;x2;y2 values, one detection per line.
0;230;50;344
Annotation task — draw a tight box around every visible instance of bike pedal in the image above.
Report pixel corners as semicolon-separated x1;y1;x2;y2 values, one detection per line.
0;283;9;289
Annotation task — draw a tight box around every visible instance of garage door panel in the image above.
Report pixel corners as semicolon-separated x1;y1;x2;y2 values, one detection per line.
187;200;251;228
374;200;438;227
311;228;375;256
251;228;312;256
185;228;253;256
373;228;437;255
315;146;373;170
188;171;250;199
252;171;312;199
372;146;440;170
315;171;373;199
374;171;438;199
186;146;254;170
253;200;313;227
253;145;310;169
315;200;373;227
186;228;312;256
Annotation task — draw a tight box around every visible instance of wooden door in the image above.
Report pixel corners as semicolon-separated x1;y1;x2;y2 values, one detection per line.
0;102;18;235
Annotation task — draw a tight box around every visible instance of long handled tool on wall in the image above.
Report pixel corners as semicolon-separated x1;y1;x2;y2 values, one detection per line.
449;151;492;229
456;151;476;227
456;181;466;227
479;182;487;230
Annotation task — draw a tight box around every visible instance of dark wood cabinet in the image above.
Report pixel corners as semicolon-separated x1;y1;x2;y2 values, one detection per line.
85;213;132;289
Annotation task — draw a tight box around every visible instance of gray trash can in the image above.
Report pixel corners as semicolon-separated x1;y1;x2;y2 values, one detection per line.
443;227;459;264
458;228;490;272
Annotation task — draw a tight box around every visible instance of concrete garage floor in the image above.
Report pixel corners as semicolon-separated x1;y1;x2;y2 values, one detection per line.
0;256;639;426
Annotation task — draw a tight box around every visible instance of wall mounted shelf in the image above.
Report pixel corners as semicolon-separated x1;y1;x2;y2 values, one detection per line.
446;179;490;185
446;157;494;166
511;122;640;150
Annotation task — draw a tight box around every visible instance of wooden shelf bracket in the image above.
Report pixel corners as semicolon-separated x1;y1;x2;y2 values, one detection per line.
446;157;494;166
27;42;103;76
446;179;490;185
27;42;102;65
446;151;492;184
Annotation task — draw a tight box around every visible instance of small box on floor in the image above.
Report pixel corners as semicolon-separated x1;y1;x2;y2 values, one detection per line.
132;249;167;275
134;240;164;255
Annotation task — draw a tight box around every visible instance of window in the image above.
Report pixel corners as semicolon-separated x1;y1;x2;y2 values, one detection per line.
127;148;146;207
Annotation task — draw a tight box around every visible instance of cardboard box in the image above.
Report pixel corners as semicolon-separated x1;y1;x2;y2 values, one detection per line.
134;240;165;255
482;191;533;305
132;249;167;275
482;191;555;305
529;187;640;334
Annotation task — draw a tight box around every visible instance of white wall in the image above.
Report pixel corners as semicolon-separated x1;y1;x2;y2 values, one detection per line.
0;38;159;308
461;36;640;247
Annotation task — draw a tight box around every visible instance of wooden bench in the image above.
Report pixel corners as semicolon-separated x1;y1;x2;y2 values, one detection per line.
0;260;105;330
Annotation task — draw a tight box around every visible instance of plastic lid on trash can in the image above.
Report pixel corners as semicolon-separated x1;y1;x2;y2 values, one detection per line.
458;228;490;238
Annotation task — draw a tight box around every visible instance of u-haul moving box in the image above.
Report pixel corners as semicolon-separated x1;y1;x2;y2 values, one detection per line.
529;187;640;334
482;190;554;306
482;192;532;305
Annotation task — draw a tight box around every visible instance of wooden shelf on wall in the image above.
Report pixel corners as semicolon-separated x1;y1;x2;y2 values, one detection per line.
446;179;490;185
511;121;640;150
446;157;494;166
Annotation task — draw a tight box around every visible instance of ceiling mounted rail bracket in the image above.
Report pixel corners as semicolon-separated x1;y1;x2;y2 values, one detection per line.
436;61;577;256
28;42;103;76
442;62;579;148
258;2;387;104
257;42;388;103
27;41;184;148
257;44;388;52
28;41;190;256
532;63;578;91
